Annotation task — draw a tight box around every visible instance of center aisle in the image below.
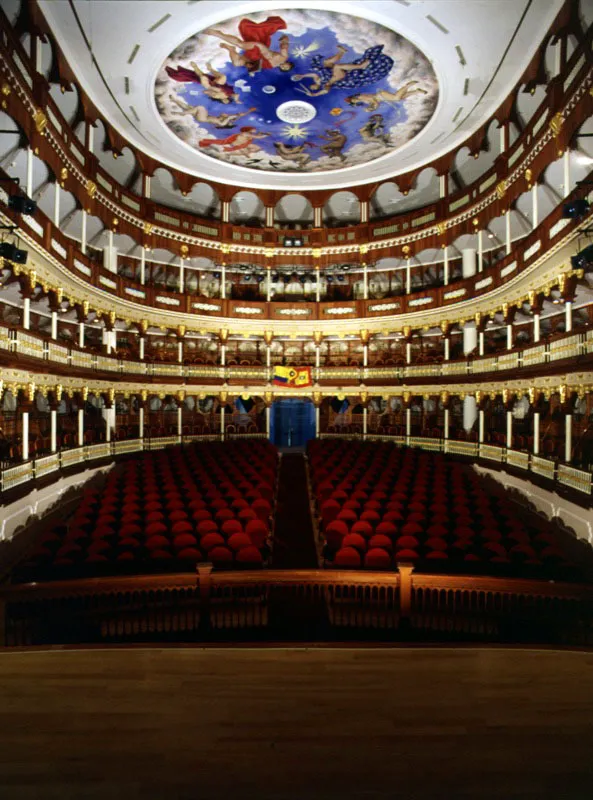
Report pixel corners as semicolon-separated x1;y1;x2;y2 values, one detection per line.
272;453;318;569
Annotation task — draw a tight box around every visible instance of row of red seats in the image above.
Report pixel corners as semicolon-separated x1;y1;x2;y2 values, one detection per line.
20;441;278;580
307;440;577;578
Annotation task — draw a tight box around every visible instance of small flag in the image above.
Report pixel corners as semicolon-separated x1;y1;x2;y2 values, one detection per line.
273;366;312;388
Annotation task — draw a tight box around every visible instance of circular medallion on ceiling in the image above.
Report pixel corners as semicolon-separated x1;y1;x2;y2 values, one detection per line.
155;10;439;174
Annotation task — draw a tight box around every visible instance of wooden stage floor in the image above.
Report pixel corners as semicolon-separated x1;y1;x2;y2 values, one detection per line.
0;646;592;799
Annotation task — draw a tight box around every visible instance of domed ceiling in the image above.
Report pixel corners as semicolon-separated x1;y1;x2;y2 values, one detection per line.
38;0;565;190
155;10;438;174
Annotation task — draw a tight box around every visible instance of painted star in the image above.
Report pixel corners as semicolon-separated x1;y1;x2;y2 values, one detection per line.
282;125;308;141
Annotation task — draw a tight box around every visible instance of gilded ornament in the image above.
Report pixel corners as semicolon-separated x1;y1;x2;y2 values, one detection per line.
436;222;446;236
86;180;97;199
33;109;47;134
496;180;507;200
402;244;411;256
143;222;153;235
180;244;189;257
549;112;564;136
312;248;321;259
1;81;10;109
525;167;533;187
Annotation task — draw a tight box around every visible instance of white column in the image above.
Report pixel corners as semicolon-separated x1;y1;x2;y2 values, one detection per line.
266;344;271;369
565;301;573;333
78;322;85;349
51;311;58;340
314;207;322;228
443;247;449;285
81;210;87;254
505;210;511;254
103;230;117;273
439;174;447;198
444;408;450;440
178;341;183;363
87;122;94;154
266;269;272;302
565;414;572;463
315;406;320;438
363;344;368;367
103;328;116;355
26;147;33;198
360;200;368;224
140;247;146;285
500;123;507;153
143;175;151;199
478;409;485;443
531;184;539;228
316;268;321;302
139;405;144;439
479;331;485;357
405;341;412;364
463;323;477;355
463;396;477;433
363;263;368;300
220;344;226;366
405;259;411;294
220;407;225;440
363;406;367;438
462;248;477;278
315;345;320;382
221;264;226;299
50;409;57;452
222;201;230;222
444;338;450;361
266;207;274;227
179;258;185;293
533;313;541;343
22;411;29;461
77;408;84;447
506;323;513;351
139;336;145;360
53;181;60;227
405;407;411;439
23;297;30;330
103;406;115;442
533;411;540;456
477;231;484;273
563;150;571;197
177;406;182;438
265;406;271;438
506;410;513;449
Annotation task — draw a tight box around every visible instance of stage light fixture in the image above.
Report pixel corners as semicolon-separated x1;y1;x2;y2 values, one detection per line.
8;194;37;215
571;243;593;270
562;198;590;219
0;241;28;264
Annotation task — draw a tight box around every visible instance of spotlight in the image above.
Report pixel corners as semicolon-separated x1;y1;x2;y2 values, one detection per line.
562;198;590;219
0;241;27;264
571;243;593;270
8;194;37;216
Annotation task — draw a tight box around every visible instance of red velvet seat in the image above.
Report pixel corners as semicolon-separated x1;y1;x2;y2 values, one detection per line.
364;548;392;569
333;547;362;568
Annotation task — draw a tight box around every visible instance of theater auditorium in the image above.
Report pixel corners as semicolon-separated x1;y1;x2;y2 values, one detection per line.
1;1;593;797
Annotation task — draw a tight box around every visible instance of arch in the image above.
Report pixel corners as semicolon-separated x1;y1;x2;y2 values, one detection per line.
323;191;361;227
274;194;313;228
369;181;403;221
229;191;264;226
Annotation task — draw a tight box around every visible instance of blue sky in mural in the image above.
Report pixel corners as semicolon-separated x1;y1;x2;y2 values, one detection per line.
156;10;439;173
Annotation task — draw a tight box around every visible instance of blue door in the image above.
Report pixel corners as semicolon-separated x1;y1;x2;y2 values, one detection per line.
270;399;316;448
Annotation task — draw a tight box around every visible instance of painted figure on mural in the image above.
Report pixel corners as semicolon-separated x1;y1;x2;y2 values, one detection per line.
204;17;293;72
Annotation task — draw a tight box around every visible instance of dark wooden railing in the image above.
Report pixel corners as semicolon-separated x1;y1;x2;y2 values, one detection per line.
2;565;592;646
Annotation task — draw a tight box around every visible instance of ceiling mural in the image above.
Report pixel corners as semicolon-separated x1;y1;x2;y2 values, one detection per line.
155;9;439;174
